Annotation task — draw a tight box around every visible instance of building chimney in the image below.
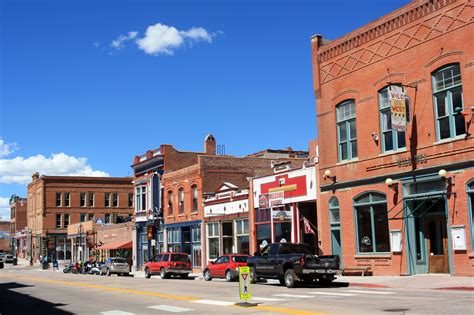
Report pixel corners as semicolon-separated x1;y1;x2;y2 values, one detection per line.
204;134;216;155
32;172;40;181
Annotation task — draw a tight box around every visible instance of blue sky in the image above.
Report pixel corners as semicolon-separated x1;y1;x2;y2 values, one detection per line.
0;0;410;219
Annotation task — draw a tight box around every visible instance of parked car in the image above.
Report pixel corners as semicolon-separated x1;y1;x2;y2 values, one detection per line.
4;254;14;264
144;253;192;279
203;254;250;282
0;256;4;269
101;257;130;276
246;242;340;288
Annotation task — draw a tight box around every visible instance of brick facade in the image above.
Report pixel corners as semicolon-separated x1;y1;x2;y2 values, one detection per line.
312;0;473;276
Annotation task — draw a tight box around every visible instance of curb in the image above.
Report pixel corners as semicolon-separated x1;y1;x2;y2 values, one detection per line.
348;282;390;289
434;287;474;292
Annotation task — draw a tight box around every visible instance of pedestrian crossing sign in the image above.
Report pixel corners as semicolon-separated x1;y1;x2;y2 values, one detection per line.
239;266;252;301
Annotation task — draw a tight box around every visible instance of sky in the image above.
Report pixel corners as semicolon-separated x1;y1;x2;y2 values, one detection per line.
0;0;411;219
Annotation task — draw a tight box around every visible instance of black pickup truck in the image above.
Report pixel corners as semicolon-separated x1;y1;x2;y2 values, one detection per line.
246;243;340;288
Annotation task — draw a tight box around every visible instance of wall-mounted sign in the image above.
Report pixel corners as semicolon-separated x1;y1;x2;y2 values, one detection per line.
396;154;427;168
389;85;407;132
389;230;402;252
272;210;292;221
451;225;466;250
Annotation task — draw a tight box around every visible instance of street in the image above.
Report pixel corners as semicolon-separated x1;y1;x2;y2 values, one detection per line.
1;264;473;315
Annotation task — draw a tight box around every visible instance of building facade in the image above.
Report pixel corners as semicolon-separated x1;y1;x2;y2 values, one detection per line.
9;195;28;258
249;163;318;255
27;173;134;262
131;143;201;270
203;183;250;265
311;0;473;275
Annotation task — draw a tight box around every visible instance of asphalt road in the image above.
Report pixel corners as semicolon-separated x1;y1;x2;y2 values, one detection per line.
1;264;473;315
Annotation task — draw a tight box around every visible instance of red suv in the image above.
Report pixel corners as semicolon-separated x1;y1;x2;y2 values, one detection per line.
203;254;249;282
144;252;192;279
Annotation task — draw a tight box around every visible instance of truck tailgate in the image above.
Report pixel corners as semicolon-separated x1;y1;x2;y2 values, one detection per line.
305;255;339;269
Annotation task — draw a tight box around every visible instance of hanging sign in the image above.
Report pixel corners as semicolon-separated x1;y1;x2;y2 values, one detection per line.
389;85;407;132
239;266;252;301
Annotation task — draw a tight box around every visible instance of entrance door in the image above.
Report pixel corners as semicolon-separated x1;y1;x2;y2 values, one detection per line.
425;217;449;273
331;229;342;260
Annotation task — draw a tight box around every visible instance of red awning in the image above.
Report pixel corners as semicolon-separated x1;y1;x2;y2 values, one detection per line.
96;240;132;250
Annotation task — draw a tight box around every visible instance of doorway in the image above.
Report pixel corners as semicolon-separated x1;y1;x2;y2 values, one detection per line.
425;216;449;273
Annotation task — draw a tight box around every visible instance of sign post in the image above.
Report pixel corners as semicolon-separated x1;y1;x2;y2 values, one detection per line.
239;266;252;303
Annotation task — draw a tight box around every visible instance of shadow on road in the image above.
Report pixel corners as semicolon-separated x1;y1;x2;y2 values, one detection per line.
0;282;72;315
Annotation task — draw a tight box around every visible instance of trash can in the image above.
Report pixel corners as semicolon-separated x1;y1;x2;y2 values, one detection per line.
42;261;49;270
13;258;18;266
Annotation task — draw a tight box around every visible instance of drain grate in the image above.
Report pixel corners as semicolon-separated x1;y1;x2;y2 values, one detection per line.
383;309;410;313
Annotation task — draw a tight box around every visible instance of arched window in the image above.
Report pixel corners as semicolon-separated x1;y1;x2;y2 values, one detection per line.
467;180;474;251
329;197;340;225
336;100;357;161
432;63;465;140
354;192;390;253
179;188;184;214
167;190;173;215
191;185;198;212
379;85;406;152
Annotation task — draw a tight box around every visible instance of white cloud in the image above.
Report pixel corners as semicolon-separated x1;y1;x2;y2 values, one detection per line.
0;197;10;221
135;23;218;56
0;153;109;185
111;31;138;49
0;138;19;157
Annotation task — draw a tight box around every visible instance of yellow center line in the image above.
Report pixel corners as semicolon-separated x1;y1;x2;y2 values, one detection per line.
2;275;326;315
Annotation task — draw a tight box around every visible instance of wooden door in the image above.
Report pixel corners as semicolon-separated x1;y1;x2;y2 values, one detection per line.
425;217;449;274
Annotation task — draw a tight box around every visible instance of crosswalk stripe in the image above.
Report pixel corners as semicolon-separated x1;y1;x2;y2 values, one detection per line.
347;290;394;295
101;311;135;315
191;300;234;306
251;297;284;301
273;294;313;298
308;291;356;296
148;305;192;312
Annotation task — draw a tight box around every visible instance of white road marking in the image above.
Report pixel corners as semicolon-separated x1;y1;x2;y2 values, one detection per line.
251;297;284;301
308;291;356;296
191;300;235;306
273;294;313;298
101;311;135;315
347;290;394;295
148;305;192;312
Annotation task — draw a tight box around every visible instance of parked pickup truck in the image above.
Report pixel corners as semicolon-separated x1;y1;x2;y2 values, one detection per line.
246;243;340;288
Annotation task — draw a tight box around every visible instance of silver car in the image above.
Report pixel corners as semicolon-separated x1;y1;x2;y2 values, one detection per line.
101;257;129;276
5;254;14;263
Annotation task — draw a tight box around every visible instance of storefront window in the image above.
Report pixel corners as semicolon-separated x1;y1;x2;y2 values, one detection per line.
167;228;181;253
275;222;291;243
207;223;219;260
256;224;271;249
354;192;390;253
235;219;249;254
222;222;233;254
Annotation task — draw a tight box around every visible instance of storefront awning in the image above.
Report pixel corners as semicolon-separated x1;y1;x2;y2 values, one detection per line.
96;241;132;250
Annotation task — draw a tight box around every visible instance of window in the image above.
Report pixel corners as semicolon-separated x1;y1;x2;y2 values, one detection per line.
80;193;86;207
64;214;70;227
167;228;181;253
336;100;357;161
128;193;133;207
56;214;62;228
468;181;474;251
235;219;249;254
113;193;118;207
379;86;406;152
207;223;219;259
179;188;184;214
168;191;173;215
64;192;70;207
88;192;94;207
105;213;111;224
105;193;111;207
432;64;465;140
354;192;390;253
329;197;340;225
56;193;62;207
191;185;198;212
80;213;86;222
136;187;146;211
88;213;94;222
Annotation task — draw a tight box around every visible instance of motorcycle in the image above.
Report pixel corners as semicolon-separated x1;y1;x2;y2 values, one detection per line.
63;262;73;273
90;262;102;275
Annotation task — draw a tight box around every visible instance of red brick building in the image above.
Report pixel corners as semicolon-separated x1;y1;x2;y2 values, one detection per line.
27;173;134;262
10;195;28;258
311;0;473;276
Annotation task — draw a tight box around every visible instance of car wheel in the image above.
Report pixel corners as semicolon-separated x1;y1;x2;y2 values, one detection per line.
225;270;233;282
160;268;167;279
249;267;257;284
284;269;296;288
145;268;151;279
106;268;111;276
203;269;212;281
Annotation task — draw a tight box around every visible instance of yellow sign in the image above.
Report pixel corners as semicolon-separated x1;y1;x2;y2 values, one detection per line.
239;266;252;301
